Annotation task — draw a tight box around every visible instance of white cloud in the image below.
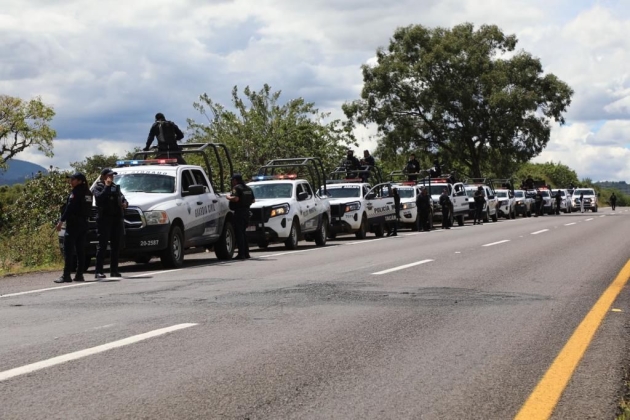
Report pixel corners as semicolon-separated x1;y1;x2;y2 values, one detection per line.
1;0;630;180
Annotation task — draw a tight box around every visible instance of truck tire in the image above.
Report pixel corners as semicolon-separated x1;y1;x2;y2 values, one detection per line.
214;220;235;260
511;207;516;219
457;215;464;226
284;219;299;250
355;215;368;239
593;206;598;213
314;216;328;247
483;209;490;223
160;225;184;268
373;223;385;237
491;210;498;222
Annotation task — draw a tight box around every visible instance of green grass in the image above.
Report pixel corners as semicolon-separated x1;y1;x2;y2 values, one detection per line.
0;225;64;277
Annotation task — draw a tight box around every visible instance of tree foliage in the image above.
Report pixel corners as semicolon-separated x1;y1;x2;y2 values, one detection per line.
188;84;356;180
343;23;574;178
515;162;579;189
0;95;56;169
70;149;140;182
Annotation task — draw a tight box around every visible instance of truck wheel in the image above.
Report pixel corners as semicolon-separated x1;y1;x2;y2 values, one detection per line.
593;206;598;213
314;217;328;247
284;220;299;250
491;210;498;222
134;255;152;264
160;225;184;268
483;209;490;223
214;220;235;260
511;207;516;219
374;223;385;237
457;215;464;226
355;215;368;239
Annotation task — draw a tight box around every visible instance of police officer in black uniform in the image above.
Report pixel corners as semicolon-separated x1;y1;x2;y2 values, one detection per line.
429;159;442;178
387;187;401;237
439;188;452;229
55;172;92;283
144;112;186;164
534;189;544;217
416;187;432;231
473;186;485;225
611;193;617;211
227;174;255;260
555;190;562;214
360;150;376;182
405;154;421;181
92;168;128;279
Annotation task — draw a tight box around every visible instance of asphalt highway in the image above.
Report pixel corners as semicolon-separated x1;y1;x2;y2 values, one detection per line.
1;208;630;419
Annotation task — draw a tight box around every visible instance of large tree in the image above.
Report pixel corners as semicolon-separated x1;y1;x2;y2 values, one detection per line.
188;84;356;179
0;95;56;170
343;23;574;178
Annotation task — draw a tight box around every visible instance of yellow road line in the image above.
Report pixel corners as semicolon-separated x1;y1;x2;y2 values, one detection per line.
515;259;630;420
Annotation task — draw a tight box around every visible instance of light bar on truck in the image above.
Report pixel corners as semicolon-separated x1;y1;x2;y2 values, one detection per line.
252;174;298;181
115;159;178;167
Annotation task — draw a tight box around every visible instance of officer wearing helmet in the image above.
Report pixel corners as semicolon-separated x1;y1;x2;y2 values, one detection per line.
55;172;93;283
227;174;256;260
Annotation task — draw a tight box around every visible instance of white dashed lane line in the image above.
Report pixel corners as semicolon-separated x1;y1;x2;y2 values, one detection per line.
531;229;549;235
586;218;594;222
0;283;96;298
482;240;510;247
372;259;434;275
0;323;197;382
565;223;577;226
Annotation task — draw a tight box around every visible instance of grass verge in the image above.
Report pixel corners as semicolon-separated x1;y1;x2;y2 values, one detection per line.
0;225;64;277
619;370;630;420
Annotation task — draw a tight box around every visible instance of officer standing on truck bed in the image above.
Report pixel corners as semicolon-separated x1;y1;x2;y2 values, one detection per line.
93;168;128;279
227;174;255;260
54;173;92;283
144;112;186;164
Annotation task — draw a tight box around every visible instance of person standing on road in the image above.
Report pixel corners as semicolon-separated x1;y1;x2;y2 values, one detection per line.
416;187;432;232
534;189;544;217
144;113;186;164
227;174;255;260
611;193;617;211
92;168;128;279
54;173;92;283
555;190;562;215
473;186;485;225
579;192;585;213
387;187;400;237
439;188;451;229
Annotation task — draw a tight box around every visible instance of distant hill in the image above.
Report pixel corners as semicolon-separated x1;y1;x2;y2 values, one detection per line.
594;181;630;195
0;159;48;186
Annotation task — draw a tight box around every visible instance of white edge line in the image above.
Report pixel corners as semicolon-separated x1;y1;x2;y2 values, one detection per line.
0;323;197;382
345;238;388;246
0;283;95;298
531;229;549;235
482;240;511;247
130;268;183;278
564;222;577;226
372;259;434;275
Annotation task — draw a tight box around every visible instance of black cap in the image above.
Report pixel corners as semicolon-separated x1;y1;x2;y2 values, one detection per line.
231;173;243;182
101;168;117;177
69;172;87;182
155;112;165;121
478;186;483;190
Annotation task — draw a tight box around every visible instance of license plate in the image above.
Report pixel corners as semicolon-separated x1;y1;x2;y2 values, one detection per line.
246;225;257;232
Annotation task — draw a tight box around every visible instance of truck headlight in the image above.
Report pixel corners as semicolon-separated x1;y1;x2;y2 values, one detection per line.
516;200;523;205
344;202;361;212
402;202;416;210
270;204;290;217
144;211;169;225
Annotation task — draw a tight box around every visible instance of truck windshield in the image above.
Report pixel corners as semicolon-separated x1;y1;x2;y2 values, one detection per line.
249;183;293;199
420;185;451;196
574;189;595;196
466;189;485;197
396;188;415;199
496;191;508;198
323;186;361;198
115;174;175;194
514;191;524;198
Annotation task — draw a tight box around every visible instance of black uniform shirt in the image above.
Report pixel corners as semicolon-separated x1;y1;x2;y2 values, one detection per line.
145;121;184;149
92;181;128;218
231;184;255;211
60;185;90;227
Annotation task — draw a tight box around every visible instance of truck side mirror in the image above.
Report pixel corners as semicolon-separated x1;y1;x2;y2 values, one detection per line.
298;191;309;201
183;184;205;196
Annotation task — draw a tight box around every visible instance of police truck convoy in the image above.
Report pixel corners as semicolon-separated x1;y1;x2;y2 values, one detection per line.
55;145;607;276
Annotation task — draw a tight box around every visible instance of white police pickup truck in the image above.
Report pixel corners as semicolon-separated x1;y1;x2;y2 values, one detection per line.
420;177;469;226
107;158;235;267
246;158;331;249
60;144;238;269
322;180;373;239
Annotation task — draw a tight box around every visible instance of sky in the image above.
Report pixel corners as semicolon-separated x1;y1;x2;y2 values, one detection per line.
2;0;629;181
